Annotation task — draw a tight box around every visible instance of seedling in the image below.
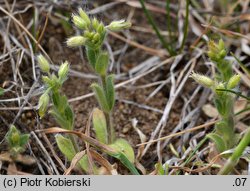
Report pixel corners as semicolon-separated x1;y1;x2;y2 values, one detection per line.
191;39;241;152
6;125;29;159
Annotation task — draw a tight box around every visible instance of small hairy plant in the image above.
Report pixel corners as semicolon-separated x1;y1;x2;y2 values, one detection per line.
37;55;91;172
6;125;29;159
67;9;134;159
37;9;138;174
191;39;241;152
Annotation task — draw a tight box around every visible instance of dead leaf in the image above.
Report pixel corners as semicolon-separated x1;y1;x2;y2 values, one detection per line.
202;104;218;118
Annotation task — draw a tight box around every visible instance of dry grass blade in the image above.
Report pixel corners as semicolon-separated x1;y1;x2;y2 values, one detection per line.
37;127;117;154
0;6;53;63
89;150;118;175
109;31;167;57
137;120;217;146
64;150;86;175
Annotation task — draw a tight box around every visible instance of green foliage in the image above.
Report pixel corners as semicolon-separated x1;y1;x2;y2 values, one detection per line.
206;133;226;153
92;108;108;144
91;83;110;113
105;75;115;111
95;52;109;76
36;8;137;174
110;138;135;163
191;39;241;152
55;134;89;172
219;129;250;174
0;87;5;96
6;125;29;158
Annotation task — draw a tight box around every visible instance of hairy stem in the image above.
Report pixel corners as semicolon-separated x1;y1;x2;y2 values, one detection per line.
101;75;115;144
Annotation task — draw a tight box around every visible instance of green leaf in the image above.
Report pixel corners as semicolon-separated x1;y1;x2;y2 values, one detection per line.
91;83;109;112
86;47;98;69
105;75;115;111
19;134;30;147
92;108;108;144
54;94;67;113
214;97;225;116
49;108;70;130
155;162;165;175
95;52;109;76
55;134;90;172
51;91;60;108
56;134;76;160
109;151;139;175
207;133;226;152
215;121;227;135
109;138;135;163
0;87;4;96
64;105;74;130
6;125;20;148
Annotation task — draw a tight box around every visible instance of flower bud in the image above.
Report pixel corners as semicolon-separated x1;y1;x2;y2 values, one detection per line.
207;39;227;61
97;22;105;34
66;36;86;47
37;55;50;73
58;61;69;80
190;72;214;88
38;92;49;118
219;49;226;58
8;125;20;146
227;74;241;89
72;14;87;29
215;82;225;96
78;8;91;26
92;18;99;31
84;30;92;39
107;20;131;31
218;39;225;50
93;33;100;43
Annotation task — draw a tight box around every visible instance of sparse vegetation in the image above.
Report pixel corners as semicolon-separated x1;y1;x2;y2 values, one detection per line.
0;1;249;175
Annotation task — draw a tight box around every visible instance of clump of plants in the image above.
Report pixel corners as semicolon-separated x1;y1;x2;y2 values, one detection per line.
37;8;138;174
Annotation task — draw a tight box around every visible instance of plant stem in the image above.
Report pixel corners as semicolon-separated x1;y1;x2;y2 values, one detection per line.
100;75;115;144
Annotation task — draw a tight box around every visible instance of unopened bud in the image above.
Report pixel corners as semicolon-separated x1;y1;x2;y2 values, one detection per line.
38;92;49;118
97;23;105;34
227;74;241;89
66;36;86;47
207;39;227;61
218;39;225;50
107;20;131;31
9;125;20;146
190;72;214;88
72;14;87;29
92;18;99;31
215;82;225;96
93;33;100;43
84;30;92;38
219;49;226;58
58;61;69;80
78;8;91;26
37;55;50;73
